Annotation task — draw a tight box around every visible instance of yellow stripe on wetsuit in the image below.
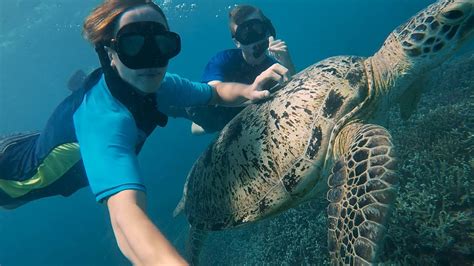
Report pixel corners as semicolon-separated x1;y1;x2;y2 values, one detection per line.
0;143;81;198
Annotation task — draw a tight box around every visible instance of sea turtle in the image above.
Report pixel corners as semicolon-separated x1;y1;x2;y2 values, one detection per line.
174;0;474;264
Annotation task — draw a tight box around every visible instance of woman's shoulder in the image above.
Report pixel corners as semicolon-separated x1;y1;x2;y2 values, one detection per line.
75;75;134;123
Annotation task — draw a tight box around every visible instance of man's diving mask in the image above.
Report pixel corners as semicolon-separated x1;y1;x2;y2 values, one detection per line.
233;18;276;45
110;21;181;69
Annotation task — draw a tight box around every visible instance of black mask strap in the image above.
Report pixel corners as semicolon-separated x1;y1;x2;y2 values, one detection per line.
252;39;269;58
95;44;168;133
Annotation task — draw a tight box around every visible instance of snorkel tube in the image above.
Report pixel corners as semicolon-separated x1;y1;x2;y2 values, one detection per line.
253;17;276;59
95;43;168;133
264;17;276;39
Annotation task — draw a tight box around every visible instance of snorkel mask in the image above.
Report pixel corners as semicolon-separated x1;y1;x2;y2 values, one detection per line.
94;22;173;130
110;21;181;69
233;18;276;58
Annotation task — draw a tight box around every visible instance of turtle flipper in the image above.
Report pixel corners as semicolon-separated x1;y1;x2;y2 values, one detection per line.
327;124;398;265
186;226;208;265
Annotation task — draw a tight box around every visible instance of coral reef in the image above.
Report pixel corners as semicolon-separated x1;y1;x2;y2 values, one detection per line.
380;52;474;265
198;196;329;265
189;52;474;265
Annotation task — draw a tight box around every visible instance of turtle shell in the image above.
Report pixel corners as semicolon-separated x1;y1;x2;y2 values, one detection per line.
182;56;368;230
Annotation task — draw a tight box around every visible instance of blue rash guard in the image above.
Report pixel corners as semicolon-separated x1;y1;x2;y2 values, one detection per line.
0;71;212;204
169;49;276;133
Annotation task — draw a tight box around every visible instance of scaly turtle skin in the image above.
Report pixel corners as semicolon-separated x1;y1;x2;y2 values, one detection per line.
174;0;474;264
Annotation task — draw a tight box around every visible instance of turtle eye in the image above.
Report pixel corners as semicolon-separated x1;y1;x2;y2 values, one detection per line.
442;10;464;20
438;2;471;24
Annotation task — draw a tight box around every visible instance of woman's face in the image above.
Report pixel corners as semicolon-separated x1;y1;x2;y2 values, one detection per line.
108;5;168;94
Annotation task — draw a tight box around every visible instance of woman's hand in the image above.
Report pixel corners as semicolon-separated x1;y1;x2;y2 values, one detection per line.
208;63;290;106
245;63;290;102
107;190;188;266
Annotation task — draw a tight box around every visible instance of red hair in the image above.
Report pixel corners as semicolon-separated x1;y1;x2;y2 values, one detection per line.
83;0;168;45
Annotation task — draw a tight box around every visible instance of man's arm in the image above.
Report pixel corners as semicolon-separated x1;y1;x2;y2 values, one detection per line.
106;190;188;265
188;63;290;135
208;63;290;106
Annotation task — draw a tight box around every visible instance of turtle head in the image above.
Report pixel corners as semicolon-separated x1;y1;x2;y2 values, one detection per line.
369;0;473;103
396;0;473;68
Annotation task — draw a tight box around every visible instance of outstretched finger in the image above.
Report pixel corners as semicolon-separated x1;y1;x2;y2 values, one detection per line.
271;42;287;50
269;47;286;55
269;42;284;50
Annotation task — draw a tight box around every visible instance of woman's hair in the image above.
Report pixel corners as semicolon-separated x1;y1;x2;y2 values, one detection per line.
228;5;265;35
83;0;168;46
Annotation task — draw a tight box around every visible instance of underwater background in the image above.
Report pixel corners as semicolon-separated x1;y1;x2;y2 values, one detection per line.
0;0;472;265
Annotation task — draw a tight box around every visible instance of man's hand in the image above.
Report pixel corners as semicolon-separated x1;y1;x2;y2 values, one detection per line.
267;36;296;75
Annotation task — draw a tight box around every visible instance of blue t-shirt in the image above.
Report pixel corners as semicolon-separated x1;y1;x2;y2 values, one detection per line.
201;49;276;84
174;49;276;133
73;73;212;202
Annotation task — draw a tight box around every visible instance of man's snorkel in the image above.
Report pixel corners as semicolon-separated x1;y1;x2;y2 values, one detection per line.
253;17;276;58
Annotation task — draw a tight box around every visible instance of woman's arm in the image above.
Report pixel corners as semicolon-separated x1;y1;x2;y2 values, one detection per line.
106;190;188;266
208;63;290;106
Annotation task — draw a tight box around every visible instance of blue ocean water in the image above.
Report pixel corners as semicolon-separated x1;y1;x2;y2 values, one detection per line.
0;0;470;265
